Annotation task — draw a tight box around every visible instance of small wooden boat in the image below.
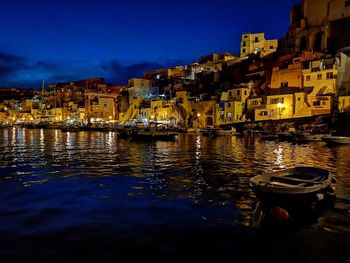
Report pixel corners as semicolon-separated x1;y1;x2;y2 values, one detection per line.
250;167;335;207
322;135;350;145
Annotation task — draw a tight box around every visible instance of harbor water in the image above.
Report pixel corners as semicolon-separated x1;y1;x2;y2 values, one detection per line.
0;127;349;262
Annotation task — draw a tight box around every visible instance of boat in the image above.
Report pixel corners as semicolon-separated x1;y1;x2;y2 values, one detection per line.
259;132;278;141
250;167;335;208
200;126;216;137
215;127;236;136
322;135;350;145
295;133;324;142
130;123;178;141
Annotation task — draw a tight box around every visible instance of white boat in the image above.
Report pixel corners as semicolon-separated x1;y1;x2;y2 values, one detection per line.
250;167;335;206
215;128;236;136
322;135;350;145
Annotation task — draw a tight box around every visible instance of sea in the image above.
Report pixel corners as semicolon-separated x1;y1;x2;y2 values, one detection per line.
0;127;349;262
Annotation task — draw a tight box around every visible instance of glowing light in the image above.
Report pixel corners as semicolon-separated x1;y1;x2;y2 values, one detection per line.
197;113;201;117
277;102;283;108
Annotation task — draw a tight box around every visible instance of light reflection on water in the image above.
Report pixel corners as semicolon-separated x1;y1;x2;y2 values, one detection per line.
0;128;349;239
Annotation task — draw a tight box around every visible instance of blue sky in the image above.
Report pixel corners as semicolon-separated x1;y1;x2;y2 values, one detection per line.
0;0;300;88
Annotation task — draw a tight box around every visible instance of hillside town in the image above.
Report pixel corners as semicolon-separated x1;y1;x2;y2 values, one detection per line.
1;0;350;133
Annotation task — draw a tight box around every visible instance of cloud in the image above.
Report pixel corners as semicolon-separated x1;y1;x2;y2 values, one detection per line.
0;52;27;77
100;60;165;84
0;51;76;87
0;50;189;88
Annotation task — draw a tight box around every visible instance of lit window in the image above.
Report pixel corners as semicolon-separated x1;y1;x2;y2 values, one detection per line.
317;74;322;80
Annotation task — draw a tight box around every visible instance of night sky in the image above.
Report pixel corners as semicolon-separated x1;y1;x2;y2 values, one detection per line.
0;0;300;88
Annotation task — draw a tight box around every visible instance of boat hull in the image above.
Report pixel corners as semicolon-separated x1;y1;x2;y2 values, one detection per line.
250;167;335;210
322;136;350;145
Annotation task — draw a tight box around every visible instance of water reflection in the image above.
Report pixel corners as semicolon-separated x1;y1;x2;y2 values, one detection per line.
0;128;349;237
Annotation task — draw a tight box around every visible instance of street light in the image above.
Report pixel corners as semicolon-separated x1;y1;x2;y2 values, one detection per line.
277;102;283;120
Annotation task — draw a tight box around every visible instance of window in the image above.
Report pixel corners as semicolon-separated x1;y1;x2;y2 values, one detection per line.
322;101;327;106
255;37;259;43
237;90;241;96
260;111;268;116
297;97;301;101
244;90;247;96
226;112;232;121
306;75;311;81
346;0;350;7
326;72;334;79
219;112;225;121
270;46;274;49
270;98;284;104
317;74;322;80
103;103;107;108
242;48;246;53
228;103;231;107
242;42;247;47
313;101;321;106
282;82;288;88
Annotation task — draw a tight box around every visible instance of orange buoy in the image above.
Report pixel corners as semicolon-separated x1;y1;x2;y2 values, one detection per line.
269;206;291;222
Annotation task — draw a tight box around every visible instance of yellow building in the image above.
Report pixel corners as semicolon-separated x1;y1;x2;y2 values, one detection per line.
119;97;143;122
240;33;278;58
149;100;175;124
271;60;302;89
302;58;337;97
215;100;244;125
309;95;332;115
227;85;251;102
191;101;216;128
31;108;63;122
255;93;295;121
247;98;263;112
127;78;159;104
338;96;350;112
85;92;117;122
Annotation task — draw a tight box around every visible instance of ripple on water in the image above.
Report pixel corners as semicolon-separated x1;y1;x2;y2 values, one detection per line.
0;129;349;238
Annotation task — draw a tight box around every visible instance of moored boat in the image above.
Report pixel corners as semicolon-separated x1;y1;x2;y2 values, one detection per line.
215;128;236;136
249;166;335;208
295;133;324;142
322;135;350;145
131;129;178;141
